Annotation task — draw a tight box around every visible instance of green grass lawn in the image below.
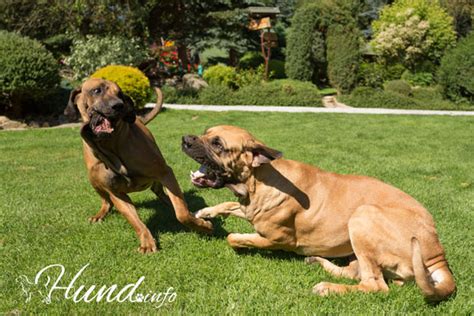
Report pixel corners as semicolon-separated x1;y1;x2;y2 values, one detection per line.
1;110;473;314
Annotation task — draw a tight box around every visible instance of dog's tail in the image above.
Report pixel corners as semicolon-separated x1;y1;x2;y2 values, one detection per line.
411;237;456;302
139;87;164;125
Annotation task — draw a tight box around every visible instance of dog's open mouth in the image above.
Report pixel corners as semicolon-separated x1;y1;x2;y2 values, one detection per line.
90;113;114;135
190;165;223;188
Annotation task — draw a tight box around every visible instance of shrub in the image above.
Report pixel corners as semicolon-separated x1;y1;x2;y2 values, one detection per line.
90;65;151;109
339;87;419;108
371;0;456;68
358;62;406;88
193;79;321;107
0;31;60;116
235;65;265;88
237;79;321;106
268;60;286;79
203;64;238;88
384;80;412;96
437;32;474;102
239;52;264;69
161;85;199;104
401;70;434;86
42;34;73;58
326;24;361;94
198;85;235;105
66;35;148;80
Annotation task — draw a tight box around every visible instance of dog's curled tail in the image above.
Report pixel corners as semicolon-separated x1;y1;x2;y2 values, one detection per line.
140;87;164;125
411;237;456;302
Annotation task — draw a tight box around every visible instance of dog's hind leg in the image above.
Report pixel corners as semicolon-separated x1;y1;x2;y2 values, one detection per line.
306;257;360;280
89;189;112;223
151;181;171;206
312;205;389;296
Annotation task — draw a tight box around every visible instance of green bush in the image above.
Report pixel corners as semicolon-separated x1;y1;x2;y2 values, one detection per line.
203;64;238;88
198;85;235;105
401;70;434;86
0;31;60;116
42;34;73;58
358;62;406;88
339;87;419;109
196;79;321;107
326;24;360;94
268;60;286;79
90;65;151;109
235;65;265;88
371;0;456;67
239;52;264;69
161;85;199;104
235;79;320;106
384;80;412;96
66;35;148;80
437;32;474;103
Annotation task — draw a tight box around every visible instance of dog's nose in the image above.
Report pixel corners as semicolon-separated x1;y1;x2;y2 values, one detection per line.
111;101;124;111
182;135;198;148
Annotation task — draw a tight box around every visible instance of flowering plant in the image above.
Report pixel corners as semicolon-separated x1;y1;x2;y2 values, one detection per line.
370;0;455;69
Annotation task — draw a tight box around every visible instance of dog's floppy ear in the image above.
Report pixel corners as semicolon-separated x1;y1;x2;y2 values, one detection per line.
251;142;283;167
119;90;136;124
64;86;82;121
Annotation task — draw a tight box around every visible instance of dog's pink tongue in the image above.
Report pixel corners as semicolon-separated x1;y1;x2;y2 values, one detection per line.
94;118;113;133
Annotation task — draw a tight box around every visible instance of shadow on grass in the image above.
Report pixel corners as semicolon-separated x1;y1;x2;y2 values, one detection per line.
136;189;228;242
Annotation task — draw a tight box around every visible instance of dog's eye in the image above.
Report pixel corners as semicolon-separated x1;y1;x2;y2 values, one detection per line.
92;88;102;95
211;138;224;150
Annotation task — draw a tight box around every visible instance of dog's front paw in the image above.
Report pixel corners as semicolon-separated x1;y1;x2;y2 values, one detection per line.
88;215;105;223
193;207;218;219
312;282;346;296
138;232;158;254
190;217;214;234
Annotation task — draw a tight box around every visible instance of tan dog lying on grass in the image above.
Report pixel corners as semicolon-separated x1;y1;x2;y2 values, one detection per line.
182;125;455;302
64;78;213;253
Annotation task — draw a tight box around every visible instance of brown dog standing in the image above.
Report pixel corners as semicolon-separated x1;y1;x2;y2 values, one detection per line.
64;78;212;253
182;125;455;301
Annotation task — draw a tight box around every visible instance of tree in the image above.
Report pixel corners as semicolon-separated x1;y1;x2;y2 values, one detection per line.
440;0;473;38
285;0;361;86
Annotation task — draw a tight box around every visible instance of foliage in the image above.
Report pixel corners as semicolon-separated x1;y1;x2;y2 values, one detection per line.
239;51;264;69
340;85;469;110
203;64;238;88
90;65;151;109
357;62;406;88
326;24;361;94
268;60;287;79
286;1;360;85
41;34;74;59
340;86;419;108
0;0;149;40
384;79;412;96
285;3;326;82
0;31;60;116
440;0;473;38
66;35;148;80
164;79;321;107
233;79;321;106
371;0;456;68
401;70;434;86
235;65;266;88
437;32;474;103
